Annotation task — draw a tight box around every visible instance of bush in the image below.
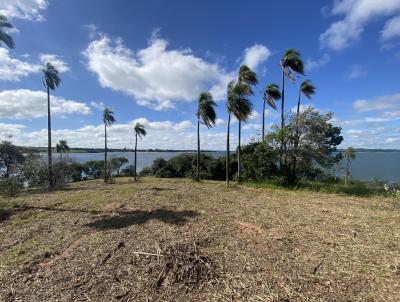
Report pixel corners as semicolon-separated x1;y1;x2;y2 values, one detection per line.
0;175;24;197
122;164;135;177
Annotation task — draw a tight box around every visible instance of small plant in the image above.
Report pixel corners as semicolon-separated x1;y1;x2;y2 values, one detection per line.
0;175;24;197
384;183;400;208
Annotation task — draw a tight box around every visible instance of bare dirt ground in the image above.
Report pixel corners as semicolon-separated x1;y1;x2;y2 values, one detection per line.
0;178;399;301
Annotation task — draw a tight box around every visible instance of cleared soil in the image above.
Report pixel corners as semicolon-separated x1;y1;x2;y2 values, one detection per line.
0;178;399;301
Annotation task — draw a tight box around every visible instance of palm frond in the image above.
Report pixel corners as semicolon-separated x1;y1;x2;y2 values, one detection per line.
198;92;217;128
0;15;13;28
281;48;304;78
103;108;116;127
134;122;147;139
0;31;14;49
300;80;316;99
263;83;281;110
42;63;61;90
231;82;253;122
238;65;258;86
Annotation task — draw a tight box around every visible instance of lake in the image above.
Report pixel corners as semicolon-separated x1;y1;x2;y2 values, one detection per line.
58;151;400;183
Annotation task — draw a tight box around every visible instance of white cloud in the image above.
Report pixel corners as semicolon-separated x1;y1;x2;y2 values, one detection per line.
241;44;271;70
83;34;233;110
242;123;261;131
0;123;25;140
347;64;367;79
305;53;331;71
4;118;240;150
215;118;225;126
353;92;400;112
0;89;91;119
90;101;105;111
0;48;40;81
381;15;400;41
39;53;69;73
0;0;48;21
320;0;400;50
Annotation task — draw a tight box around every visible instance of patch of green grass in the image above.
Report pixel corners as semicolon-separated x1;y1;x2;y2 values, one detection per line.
0;237;43;275
245;179;387;198
10;211;49;226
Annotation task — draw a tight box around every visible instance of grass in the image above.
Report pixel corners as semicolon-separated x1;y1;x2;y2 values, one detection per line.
0;177;399;301
245;178;387;197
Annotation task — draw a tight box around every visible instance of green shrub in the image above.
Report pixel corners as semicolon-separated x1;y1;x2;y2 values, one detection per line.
0;176;24;197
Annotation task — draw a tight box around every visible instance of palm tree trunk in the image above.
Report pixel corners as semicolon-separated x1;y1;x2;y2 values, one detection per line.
238;120;241;183
47;87;53;189
262;99;266;141
104;124;107;182
134;133;138;181
196;118;200;181
293;89;302;176
280;70;285;170
226;113;231;186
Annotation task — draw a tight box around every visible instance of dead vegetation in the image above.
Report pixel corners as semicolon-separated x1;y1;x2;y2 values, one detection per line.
0;177;399;301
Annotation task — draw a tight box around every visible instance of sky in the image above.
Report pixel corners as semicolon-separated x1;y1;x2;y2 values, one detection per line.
1;0;400;150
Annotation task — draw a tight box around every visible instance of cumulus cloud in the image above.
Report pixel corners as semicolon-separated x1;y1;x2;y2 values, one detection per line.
0;0;48;21
0;123;25;139
90;101;106;111
320;0;400;50
305;53;331;71
353;92;400;112
0;89;91;119
39;54;69;73
1;117;242;150
0;48;40;81
241;44;271;70
83;34;234;110
381;15;400;41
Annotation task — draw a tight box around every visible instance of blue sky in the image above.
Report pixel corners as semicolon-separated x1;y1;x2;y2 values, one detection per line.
1;0;400;150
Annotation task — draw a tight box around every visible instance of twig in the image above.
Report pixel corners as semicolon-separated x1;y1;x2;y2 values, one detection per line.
133;251;164;257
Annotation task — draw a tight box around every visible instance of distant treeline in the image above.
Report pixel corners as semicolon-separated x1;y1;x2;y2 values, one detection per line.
18;147;221;154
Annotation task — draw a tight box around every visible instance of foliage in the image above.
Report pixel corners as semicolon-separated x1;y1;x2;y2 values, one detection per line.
109;157;129;176
0;141;25;178
0;175;24;197
0;14;14;49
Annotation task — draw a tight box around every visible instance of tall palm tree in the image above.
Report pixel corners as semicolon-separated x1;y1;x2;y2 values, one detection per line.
280;49;304;128
56;140;70;160
231;82;253;183
226;81;235;186
262;83;281;141
133;122;146;181
344;147;356;186
196;92;217;181
236;65;257;183
103;108;115;182
293;80;316;175
0;14;14;49
42;63;60;188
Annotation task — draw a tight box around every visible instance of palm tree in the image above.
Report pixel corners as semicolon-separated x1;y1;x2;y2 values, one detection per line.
262;83;281;141
236;65;257;183
297;80;316;116
226;81;235;186
196;92;217;181
293;80;316;175
344;147;356;185
133;122;146;181
0;14;14;49
42;63;61;188
280;49;304;128
103;108;115;182
231;82;254;183
56;140;70;160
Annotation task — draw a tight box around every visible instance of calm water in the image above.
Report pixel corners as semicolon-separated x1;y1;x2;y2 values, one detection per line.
58;151;400;182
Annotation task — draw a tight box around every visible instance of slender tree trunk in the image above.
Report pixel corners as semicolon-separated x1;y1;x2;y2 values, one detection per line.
280;70;285;171
238;120;241;183
262;99;266;141
134;133;138;181
196;118;200;181
293;89;302;176
345;158;349;185
104;124;107;182
226;113;231;186
47;87;53;189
